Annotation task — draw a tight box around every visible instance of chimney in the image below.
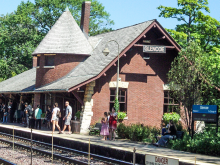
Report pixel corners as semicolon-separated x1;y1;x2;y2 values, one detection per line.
32;56;37;68
80;1;91;37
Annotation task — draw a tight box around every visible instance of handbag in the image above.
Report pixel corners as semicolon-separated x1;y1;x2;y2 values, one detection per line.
4;112;7;116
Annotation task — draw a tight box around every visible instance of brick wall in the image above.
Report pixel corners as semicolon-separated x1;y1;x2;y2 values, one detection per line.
36;54;87;87
91;46;177;127
33;93;41;110
32;56;37;68
80;1;91;36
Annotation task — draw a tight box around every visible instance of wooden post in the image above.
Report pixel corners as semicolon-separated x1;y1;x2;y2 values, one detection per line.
52;132;53;163
88;138;90;165
31;128;32;165
13;126;14;152
133;147;136;165
195;157;196;165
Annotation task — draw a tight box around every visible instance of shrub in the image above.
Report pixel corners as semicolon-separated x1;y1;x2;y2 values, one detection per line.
117;112;127;120
162;112;180;125
117;123;160;143
168;127;220;156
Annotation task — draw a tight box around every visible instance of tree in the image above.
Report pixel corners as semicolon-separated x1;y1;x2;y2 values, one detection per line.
17;0;114;35
0;0;114;81
168;41;220;134
158;0;220;52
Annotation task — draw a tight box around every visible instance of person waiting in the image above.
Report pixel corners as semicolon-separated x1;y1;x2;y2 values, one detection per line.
2;103;8;123
154;120;177;147
35;105;42;129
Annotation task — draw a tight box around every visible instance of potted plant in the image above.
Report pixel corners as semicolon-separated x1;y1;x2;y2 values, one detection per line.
75;110;81;120
117;112;127;123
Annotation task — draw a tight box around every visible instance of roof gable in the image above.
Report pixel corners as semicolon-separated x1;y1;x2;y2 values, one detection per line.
32;10;93;55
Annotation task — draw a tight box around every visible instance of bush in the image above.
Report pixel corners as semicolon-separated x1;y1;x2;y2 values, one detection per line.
162;112;180;125
117;112;127;120
117;123;160;143
168;127;220;156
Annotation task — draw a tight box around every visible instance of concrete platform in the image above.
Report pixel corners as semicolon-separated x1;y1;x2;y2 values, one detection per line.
0;123;219;165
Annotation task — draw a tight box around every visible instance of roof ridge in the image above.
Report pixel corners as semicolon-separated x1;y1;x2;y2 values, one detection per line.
91;19;156;37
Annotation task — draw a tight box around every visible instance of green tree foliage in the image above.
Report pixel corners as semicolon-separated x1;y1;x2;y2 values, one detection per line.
0;0;114;81
114;98;119;112
158;0;220;52
167;41;220;134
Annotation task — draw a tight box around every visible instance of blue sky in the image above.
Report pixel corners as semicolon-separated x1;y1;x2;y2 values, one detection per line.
1;0;219;30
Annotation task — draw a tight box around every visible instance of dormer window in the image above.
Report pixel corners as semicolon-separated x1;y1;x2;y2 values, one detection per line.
45;55;55;67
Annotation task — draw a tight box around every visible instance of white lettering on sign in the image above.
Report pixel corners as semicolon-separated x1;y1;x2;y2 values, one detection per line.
143;45;166;53
200;106;209;109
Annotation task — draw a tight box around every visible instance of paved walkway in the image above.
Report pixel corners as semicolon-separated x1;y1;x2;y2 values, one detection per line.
0;123;219;165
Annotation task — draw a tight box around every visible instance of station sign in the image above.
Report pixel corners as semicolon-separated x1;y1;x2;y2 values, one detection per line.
192;105;218;122
145;154;179;165
143;45;166;54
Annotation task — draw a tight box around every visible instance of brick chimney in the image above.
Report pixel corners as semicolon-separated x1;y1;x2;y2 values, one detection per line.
32;56;37;68
80;1;91;37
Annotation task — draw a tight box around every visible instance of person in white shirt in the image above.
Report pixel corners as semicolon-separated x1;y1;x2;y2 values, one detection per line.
51;102;61;134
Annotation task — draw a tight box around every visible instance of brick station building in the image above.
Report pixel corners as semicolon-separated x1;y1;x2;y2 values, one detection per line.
0;2;181;134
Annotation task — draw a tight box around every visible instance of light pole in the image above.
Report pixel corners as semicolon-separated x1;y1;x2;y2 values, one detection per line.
102;40;120;101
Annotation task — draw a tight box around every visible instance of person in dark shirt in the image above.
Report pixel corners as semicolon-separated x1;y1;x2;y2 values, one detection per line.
154;120;177;147
24;103;32;128
46;106;52;129
2;103;8;123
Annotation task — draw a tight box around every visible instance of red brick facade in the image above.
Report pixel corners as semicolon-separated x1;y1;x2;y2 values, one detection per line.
33;93;41;110
91;45;177;127
36;54;87;87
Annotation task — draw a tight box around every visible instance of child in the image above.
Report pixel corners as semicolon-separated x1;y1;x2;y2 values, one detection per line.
100;112;109;140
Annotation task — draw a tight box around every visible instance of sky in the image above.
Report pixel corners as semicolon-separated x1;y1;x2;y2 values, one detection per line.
0;0;220;30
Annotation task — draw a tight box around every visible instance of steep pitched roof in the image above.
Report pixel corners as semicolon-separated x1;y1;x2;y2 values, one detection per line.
35;20;156;91
0;68;36;93
32;10;93;55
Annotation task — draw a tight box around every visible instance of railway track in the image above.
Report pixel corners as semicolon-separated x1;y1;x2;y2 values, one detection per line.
0;157;16;165
0;132;134;165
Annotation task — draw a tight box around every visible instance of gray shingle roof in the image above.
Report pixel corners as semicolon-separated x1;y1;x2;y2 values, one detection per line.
0;68;36;93
35;20;154;91
32;10;93;55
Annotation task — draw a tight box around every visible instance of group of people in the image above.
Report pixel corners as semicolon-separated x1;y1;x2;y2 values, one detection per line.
50;101;72;134
0;99;73;134
100;108;118;141
0;101;16;123
153;120;177;147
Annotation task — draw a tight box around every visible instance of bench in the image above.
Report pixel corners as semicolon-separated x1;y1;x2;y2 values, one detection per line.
89;123;102;135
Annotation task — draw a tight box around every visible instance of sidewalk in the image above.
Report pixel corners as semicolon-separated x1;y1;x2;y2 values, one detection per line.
1;123;219;165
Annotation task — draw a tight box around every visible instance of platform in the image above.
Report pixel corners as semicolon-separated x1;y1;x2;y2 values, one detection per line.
0;123;219;165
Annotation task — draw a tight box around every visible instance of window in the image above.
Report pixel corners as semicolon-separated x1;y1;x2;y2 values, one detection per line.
143;53;150;59
45;55;55;66
109;88;127;112
37;56;40;67
163;91;180;113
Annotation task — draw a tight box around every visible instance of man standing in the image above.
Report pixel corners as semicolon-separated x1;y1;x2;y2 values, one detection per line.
35;105;42;129
24;103;31;128
61;101;72;134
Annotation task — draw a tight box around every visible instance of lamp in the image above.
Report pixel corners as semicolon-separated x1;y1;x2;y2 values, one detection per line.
102;40;120;101
102;48;110;56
